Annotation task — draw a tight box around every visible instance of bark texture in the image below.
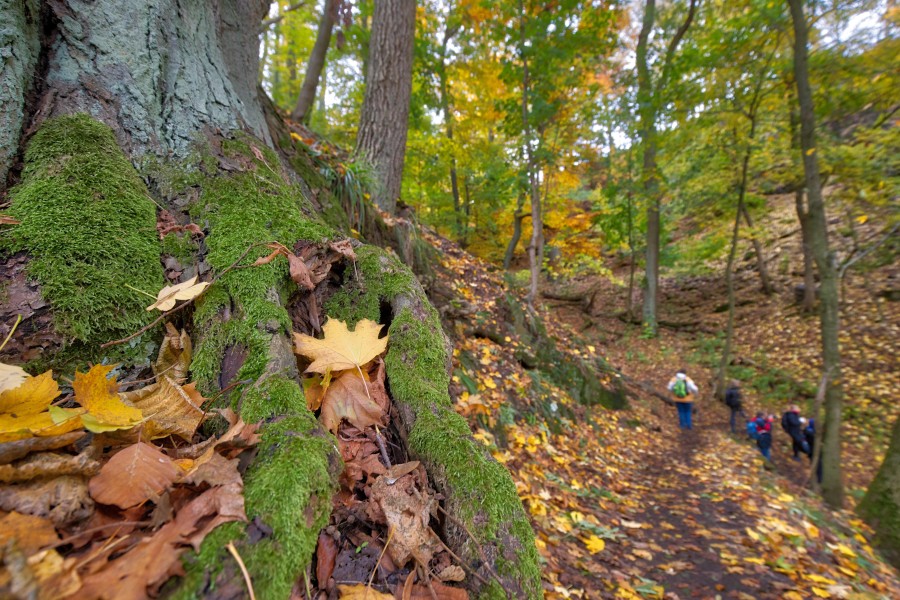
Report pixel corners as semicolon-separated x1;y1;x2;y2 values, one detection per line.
788;0;844;508
0;0;40;185
355;0;416;213
291;0;336;123
858;416;900;569
27;0;270;161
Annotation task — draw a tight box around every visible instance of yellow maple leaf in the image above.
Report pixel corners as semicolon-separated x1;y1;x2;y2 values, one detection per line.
293;318;388;374
584;535;605;554
0;372;81;442
146;276;209;312
73;365;143;432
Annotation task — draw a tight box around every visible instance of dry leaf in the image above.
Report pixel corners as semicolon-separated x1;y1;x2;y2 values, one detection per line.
319;370;387;433
0;362;29;393
88;442;179;508
0;449;100;483
329;240;357;261
294;318;388;374
28;548;81;599
121;377;206;440
0;431;85;465
336;584;394;599
73;364;143;433
287;251;315;290
401;581;469;600
436;565;465;583
0;372;82;443
0;475;94;527
146;275;209;312
154;324;192;384
0;214;21;225
0;511;59;554
316;533;338;586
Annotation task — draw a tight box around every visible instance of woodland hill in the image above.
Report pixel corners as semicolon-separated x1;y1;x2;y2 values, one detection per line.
0;1;898;599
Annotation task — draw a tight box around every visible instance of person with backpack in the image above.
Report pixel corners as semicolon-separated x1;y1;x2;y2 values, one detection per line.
724;379;745;434
781;404;804;461
755;413;774;461
667;369;699;429
804;418;823;483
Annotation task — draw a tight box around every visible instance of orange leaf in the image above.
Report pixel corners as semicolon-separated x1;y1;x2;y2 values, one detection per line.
89;442;179;508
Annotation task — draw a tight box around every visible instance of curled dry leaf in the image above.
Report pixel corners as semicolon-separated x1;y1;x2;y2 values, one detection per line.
0;511;59;554
88;442;179;509
121;377;206;441
0;475;94;527
293;318;388;374
0;431;85;465
319;370;387;433
316;532;338;587
146;275;209;312
0;449;100;483
436;565;466;583
73;365;143;433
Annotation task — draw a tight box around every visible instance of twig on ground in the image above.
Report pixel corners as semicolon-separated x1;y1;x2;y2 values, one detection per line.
226;541;257;600
436;505;509;599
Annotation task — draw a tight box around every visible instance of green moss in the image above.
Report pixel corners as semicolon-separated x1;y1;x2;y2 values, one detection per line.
325;246;541;599
174;409;338;600
858;416;900;570
3;114;164;367
160;233;196;263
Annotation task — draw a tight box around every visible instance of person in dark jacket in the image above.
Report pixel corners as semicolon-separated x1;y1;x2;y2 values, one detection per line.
756;414;773;461
725;380;745;434
781;404;804;461
804;418;823;483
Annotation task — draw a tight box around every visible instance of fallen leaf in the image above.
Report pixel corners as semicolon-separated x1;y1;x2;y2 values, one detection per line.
437;565;465;582
336;584;394;599
89;442;179;508
400;581;469;600
0;214;21;225
28;548;81;599
0;511;59;554
0;431;85;465
73;364;143;433
0;362;29;393
316;533;338;587
121;377;206;440
0;372;82;442
584;535;606;554
146;276;209;312
319;370;387;433
0;449;100;483
294;318;388;374
0;475;94;527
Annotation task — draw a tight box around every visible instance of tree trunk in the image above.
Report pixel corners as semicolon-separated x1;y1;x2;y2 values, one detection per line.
504;191;528;270
0;1;540;597
291;0;337;123
795;189;818;311
739;203;774;294
355;0;416;214
788;0;845;508
859;415;900;569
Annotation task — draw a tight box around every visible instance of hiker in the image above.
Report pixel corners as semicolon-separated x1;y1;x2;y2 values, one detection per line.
667;369;699;430
724;379;745;434
804;418;823;483
754;412;773;461
781;404;805;461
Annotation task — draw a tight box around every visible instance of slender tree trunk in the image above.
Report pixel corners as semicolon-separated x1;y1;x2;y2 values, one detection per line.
518;0;541;308
795;189;818;311
504;192;528;270
788;0;844;508
739;204;774;294
437;25;464;242
355;0;416;213
291;0;337;123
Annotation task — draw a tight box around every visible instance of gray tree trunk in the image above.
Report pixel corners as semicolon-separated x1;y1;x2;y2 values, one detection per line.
739;203;774;294
788;0;845;508
355;0;416;214
0;0;40;186
291;0;336;123
859;415;900;569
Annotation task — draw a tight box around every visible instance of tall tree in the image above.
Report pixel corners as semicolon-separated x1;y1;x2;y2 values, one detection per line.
356;0;417;213
859;415;900;570
291;0;338;123
787;0;845;508
635;0;699;335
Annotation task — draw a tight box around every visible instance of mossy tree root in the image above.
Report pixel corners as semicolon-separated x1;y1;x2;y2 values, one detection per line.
326;247;542;600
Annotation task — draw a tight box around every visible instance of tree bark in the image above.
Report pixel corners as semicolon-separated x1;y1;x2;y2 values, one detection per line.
355;0;416;214
739;203;774;294
795;188;818;311
291;0;337;123
788;0;845;508
503;192;528;270
859;415;900;569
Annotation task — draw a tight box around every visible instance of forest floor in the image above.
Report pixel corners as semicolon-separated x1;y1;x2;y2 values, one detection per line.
423;201;900;599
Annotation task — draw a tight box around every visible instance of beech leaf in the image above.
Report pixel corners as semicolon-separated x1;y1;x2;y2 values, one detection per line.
89;442;179;508
319;370;387;433
73;364;143;433
121;377;206;440
293;318;388;374
146;275;209;312
336;584;394;600
0;362;30;394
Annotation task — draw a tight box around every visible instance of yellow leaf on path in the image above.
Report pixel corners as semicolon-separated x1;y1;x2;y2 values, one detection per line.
73;365;143;433
146;276;209;311
584;535;605;554
294;318;387;374
620;519;644;529
746;527;760;541
88;442;179;508
811;587;831;598
336;584;394;599
744;557;766;565
0;362;30;394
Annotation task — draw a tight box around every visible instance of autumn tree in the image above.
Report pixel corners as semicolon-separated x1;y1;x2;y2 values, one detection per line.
635;0;699;334
291;0;340;123
0;0;540;596
787;0;844;508
356;0;417;213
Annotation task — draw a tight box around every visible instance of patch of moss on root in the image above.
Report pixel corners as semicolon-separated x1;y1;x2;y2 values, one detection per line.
3;114;164;368
858;416;900;570
326;246;541;599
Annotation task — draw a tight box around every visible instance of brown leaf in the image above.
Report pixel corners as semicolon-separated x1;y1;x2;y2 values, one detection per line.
0;431;85;465
0;511;59;554
436;565;465;583
212;408;261;456
182;448;242;488
367;463;441;566
329;239;357;261
0;449;100;483
287;251;315;290
0;214;21;226
89;442;179;509
0;475;93;527
401;581;469;600
121;377;206;441
316;533;338;586
320;370;387;433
